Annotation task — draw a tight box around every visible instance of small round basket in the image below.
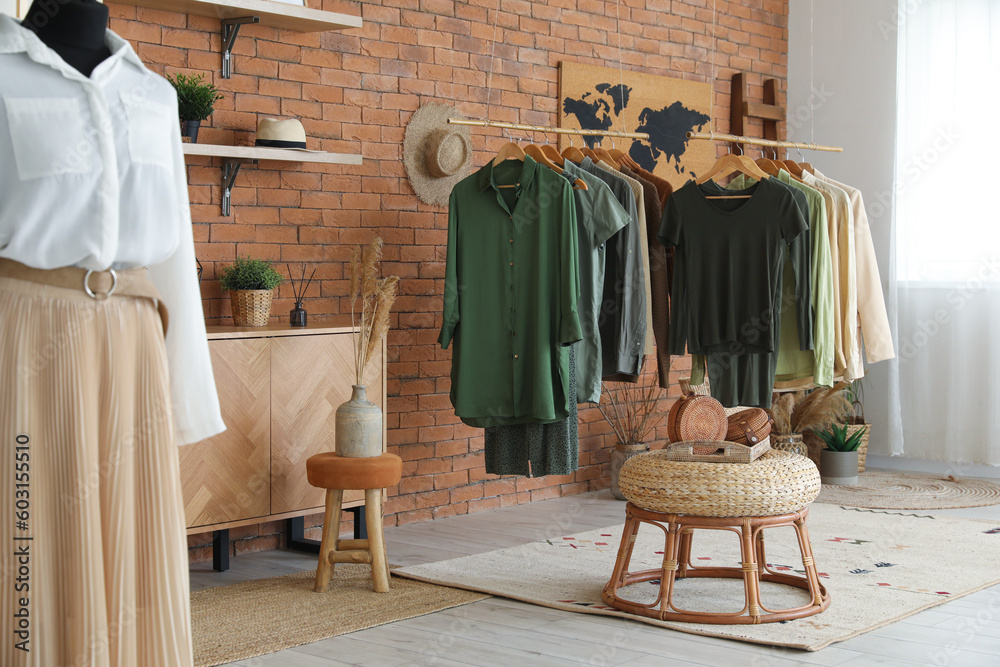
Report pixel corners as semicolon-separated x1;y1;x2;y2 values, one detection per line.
618;449;821;517
230;289;274;327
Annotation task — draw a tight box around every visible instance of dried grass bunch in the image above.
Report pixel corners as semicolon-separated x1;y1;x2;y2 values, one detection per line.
770;382;853;435
597;378;667;446
348;238;399;386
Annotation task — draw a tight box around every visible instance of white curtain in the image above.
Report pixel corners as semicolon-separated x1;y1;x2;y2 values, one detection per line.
890;0;1000;464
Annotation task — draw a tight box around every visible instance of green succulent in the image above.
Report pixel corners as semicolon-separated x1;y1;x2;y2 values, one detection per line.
167;72;223;122
219;257;285;292
814;422;867;453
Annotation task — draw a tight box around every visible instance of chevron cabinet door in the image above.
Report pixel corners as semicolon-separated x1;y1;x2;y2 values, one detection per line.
269;333;386;515
179;338;271;527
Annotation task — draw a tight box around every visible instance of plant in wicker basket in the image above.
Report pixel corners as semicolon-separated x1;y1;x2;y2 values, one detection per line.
338;238;399;457
769;383;853;458
597;378;666;500
219;256;284;327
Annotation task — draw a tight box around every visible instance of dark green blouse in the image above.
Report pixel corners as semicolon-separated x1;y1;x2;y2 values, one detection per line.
440;156;583;427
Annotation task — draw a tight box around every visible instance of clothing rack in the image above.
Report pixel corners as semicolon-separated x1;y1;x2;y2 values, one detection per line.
448;118;650;140
686;131;843;153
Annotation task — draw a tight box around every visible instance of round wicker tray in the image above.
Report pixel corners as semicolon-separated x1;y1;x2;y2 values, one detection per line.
618;449;821;517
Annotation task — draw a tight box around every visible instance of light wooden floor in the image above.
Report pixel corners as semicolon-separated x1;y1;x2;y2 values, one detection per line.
191;482;1000;666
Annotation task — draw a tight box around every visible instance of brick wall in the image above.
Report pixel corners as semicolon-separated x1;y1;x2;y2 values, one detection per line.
106;0;789;563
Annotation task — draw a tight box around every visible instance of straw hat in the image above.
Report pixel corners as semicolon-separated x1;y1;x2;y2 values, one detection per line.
255;118;315;151
403;103;473;207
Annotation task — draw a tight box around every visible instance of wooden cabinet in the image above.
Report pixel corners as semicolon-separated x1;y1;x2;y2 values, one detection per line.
179;325;386;534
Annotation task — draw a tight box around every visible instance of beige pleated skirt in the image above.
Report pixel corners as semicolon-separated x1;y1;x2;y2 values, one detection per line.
0;277;193;667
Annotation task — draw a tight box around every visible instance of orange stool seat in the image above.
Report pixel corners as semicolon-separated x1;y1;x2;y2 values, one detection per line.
307;452;403;490
305;452;402;594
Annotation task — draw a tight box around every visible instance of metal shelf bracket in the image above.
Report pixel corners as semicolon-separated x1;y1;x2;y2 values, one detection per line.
222;158;257;216
222;17;260;79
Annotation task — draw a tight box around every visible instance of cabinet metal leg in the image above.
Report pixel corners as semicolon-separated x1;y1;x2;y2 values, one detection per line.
287;507;366;554
212;529;230;572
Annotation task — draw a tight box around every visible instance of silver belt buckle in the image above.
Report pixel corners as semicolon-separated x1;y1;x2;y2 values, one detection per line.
83;269;119;300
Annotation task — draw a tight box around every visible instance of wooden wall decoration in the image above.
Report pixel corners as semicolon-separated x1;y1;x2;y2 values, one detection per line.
558;62;715;191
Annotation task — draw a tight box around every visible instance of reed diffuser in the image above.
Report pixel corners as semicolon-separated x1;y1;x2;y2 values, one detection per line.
287;263;315;327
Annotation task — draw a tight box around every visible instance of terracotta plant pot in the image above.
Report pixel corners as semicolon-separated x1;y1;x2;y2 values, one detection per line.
336;385;383;458
820;449;859;485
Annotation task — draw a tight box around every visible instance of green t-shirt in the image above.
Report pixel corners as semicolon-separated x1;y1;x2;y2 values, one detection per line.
658;178;807;357
441;156;583;427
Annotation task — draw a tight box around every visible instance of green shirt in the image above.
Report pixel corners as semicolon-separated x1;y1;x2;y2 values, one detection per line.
561;160;630;403
441;156;583;427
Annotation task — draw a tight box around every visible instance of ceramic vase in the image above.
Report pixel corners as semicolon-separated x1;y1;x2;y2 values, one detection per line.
336;385;382;457
820;449;860;485
610;443;649;500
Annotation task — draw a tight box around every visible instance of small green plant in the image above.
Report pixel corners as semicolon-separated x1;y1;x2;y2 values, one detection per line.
167;72;223;122
814;422;867;452
219;257;284;292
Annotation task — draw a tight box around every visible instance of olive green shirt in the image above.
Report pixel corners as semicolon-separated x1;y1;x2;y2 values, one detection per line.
441;156;583;427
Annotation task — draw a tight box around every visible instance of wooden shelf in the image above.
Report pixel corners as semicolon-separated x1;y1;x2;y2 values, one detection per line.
206;323;357;339
183;143;362;165
110;0;362;32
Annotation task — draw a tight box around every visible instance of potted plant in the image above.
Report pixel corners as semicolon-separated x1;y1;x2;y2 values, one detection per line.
338;238;399;458
839;379;872;472
597;378;666;500
770;383;853;462
167;72;223;143
814;422;868;485
219;256;284;327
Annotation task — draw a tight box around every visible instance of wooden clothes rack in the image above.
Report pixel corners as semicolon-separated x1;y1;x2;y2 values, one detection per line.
690;73;842;154
447;118;649;141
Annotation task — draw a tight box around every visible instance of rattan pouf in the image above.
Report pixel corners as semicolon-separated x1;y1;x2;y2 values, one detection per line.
604;449;829;624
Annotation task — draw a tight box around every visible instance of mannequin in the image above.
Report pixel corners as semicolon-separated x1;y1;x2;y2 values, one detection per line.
21;0;111;76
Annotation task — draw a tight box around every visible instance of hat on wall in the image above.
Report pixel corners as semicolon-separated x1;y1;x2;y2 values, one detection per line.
403;103;473;207
255;118;315;151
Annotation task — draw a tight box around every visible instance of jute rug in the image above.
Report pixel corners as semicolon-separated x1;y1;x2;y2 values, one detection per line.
396;504;1000;651
190;564;488;667
816;470;1000;509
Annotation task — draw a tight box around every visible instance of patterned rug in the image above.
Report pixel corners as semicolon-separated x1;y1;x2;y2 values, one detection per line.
816;469;1000;509
190;565;488;667
396;504;1000;651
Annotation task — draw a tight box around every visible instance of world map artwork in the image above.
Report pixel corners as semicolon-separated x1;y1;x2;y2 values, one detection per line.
558;63;714;189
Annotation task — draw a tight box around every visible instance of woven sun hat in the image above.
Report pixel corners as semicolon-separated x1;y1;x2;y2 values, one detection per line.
403;103;473;207
254;118;317;151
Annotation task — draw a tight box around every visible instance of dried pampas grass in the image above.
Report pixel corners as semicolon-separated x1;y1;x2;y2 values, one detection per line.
770;383;853;435
348;237;398;385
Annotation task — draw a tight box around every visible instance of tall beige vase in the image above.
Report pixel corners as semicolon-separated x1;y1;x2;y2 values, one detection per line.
336;385;383;457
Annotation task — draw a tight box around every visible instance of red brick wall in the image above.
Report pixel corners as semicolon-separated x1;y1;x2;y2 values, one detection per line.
106;0;788;562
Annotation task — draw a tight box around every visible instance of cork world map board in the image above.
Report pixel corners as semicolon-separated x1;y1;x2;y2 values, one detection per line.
558;62;715;191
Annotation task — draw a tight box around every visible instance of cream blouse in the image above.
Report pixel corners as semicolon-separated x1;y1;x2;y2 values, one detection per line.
0;17;225;445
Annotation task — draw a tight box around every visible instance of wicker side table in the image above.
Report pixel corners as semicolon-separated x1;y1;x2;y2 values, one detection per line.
604;450;829;624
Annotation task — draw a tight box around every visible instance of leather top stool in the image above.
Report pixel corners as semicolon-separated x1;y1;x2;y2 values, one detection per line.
306;452;402;593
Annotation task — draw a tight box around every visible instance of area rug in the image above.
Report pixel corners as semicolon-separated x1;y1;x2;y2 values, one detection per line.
190;565;488;667
816;470;1000;509
396;504;1000;651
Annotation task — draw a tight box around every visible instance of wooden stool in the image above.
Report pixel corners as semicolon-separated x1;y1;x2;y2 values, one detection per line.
306;452;402;593
605;449;829;624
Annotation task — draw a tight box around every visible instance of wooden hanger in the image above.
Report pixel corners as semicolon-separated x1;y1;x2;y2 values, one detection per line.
492;141;525;167
696;151;769;186
540;144;565;166
594;146;619;167
562;144;586;164
524;145;588;190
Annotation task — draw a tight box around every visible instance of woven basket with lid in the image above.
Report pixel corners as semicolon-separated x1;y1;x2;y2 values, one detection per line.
618;449;821;517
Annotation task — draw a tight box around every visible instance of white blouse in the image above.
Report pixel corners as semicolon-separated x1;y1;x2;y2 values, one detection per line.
0;16;225;445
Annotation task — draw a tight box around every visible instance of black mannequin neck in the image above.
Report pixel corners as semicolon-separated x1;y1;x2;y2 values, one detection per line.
22;0;111;77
